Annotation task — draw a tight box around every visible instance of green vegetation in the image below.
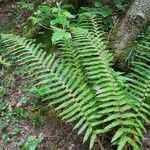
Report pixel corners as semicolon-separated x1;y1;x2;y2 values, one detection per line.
0;0;150;150
15;135;43;150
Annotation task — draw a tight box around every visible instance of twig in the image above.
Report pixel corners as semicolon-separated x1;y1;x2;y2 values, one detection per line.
39;23;51;30
0;10;11;13
97;137;105;150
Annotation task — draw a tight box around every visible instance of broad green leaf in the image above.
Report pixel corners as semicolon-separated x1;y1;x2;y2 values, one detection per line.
52;29;71;44
99;5;112;17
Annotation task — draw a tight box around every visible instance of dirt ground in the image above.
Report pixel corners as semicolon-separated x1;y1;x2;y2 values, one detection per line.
0;1;150;150
0;74;113;150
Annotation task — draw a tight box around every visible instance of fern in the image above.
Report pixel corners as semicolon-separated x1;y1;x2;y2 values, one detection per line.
70;18;143;149
1;14;150;150
128;32;150;124
77;13;106;37
1;34;103;149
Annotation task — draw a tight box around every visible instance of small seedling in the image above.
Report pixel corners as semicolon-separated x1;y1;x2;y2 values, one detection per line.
11;128;21;136
0;87;6;99
17;135;43;150
2;133;10;142
14;108;29;119
0;102;7;111
0;121;7;131
18;96;27;105
30;112;42;128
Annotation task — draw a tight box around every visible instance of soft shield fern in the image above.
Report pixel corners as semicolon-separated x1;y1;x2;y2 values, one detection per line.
69;19;144;149
56;24;143;149
1;14;150;150
0;34;103;149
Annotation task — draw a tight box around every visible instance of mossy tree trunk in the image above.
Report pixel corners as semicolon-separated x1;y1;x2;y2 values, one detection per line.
110;0;150;61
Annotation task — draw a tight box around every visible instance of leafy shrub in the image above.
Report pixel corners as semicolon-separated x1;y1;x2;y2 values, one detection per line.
29;4;74;44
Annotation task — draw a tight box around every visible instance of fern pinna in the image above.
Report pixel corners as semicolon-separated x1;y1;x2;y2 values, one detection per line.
1;14;150;150
0;54;10;68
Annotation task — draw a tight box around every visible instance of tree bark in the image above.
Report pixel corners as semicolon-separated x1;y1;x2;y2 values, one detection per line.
109;0;150;61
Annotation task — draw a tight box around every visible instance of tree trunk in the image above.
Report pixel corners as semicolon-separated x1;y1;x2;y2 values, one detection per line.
109;0;150;61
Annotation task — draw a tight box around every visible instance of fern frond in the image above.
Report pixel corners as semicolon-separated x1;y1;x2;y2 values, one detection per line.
53;13;146;149
72;27;112;85
1;33;104;149
128;33;150;124
70;24;143;149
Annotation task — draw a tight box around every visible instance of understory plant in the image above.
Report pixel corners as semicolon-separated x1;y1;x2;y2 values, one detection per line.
0;13;150;150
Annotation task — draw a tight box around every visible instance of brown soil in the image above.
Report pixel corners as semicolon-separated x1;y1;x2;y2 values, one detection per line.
0;76;100;150
0;0;31;32
0;0;15;26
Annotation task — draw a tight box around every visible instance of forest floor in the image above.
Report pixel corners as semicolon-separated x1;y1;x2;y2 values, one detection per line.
0;1;150;150
0;76;90;150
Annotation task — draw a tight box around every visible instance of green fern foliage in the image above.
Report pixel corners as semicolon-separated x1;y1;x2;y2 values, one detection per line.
70;16;145;149
1;34;102;149
128;32;150;125
1;14;150;150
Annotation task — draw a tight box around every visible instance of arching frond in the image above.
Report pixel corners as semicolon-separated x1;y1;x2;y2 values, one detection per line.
128;31;150;125
1;34;103;149
70;27;143;150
